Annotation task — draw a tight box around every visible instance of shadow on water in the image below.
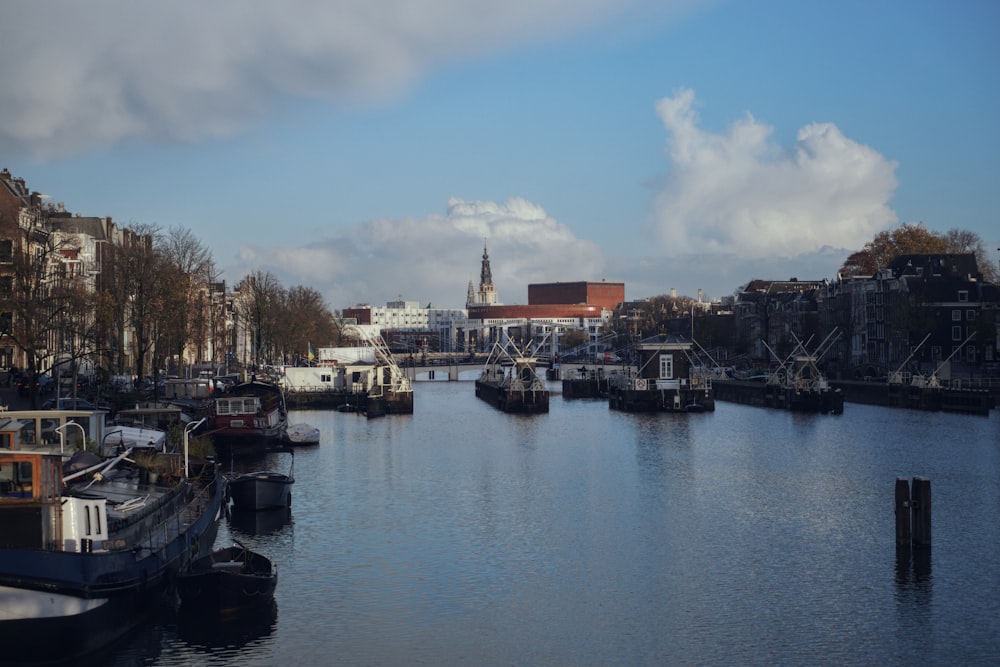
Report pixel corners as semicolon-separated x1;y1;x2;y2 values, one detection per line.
176;599;279;649
895;545;933;600
229;506;293;536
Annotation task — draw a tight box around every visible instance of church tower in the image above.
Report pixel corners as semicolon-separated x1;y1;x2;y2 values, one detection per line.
467;243;499;307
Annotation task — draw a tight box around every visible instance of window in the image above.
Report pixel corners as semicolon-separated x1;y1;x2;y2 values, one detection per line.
952;310;961;321
967;310;977;321
966;346;977;362
952;326;962;341
958;290;968;302
0;240;11;263
0;312;11;335
659;354;674;379
0;276;11;298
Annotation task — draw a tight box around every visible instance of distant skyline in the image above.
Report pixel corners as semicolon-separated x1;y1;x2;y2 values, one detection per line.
3;1;998;309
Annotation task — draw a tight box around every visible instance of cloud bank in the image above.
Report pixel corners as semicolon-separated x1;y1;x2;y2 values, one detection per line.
0;0;661;158
651;89;898;259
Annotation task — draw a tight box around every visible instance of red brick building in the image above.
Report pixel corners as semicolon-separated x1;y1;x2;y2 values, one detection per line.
527;281;625;311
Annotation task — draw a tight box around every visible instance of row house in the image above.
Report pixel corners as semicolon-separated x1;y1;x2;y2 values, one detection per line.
0;168;147;379
731;279;826;364
0;168;231;385
819;254;999;380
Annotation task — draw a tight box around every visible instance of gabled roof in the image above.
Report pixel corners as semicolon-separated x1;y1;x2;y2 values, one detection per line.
888;254;980;280
741;278;825;296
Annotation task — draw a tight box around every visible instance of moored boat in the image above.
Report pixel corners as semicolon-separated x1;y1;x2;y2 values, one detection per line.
177;541;277;612
0;447;224;664
227;449;294;511
284;423;320;445
202;379;287;451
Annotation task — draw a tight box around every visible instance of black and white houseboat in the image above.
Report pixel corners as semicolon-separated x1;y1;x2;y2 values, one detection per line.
607;334;715;412
0;438;224;663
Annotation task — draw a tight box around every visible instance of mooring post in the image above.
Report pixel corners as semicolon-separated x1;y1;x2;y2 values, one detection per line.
894;477;911;547
910;476;932;547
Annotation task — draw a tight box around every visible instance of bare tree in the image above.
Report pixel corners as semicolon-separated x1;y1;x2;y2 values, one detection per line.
274;285;336;363
943;228;997;283
0;225;81;407
234;270;283;369
158;226;217;374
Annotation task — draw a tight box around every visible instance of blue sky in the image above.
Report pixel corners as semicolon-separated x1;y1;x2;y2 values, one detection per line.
2;0;998;309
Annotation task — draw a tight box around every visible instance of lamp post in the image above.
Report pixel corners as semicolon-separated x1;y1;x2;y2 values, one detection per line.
183;418;206;478
54;422;86;455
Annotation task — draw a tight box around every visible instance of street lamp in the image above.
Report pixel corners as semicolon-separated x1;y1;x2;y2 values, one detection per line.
183;418;206;478
54;422;86;455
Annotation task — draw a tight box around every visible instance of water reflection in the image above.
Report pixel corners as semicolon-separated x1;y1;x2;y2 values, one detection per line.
230;506;293;536
176;599;279;650
895;545;933;599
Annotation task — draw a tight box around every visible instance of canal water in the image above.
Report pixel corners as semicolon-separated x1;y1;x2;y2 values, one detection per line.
92;381;999;666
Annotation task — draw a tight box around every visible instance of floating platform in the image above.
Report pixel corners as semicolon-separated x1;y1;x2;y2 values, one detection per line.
714;379;844;414
830;380;993;415
561;367;610;399
607;377;715;413
475;344;549;414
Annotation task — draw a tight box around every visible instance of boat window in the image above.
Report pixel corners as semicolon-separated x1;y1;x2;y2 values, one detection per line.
659;354;674;380
85;506;92;535
0;461;32;498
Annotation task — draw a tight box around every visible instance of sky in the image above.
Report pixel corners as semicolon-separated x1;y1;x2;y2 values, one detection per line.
2;0;998;310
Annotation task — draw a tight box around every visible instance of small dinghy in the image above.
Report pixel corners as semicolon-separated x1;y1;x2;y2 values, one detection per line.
177;540;277;612
284;423;320;445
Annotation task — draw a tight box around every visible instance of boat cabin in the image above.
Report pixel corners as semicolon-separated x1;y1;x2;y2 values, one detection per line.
0;411;105;452
634;334;696;388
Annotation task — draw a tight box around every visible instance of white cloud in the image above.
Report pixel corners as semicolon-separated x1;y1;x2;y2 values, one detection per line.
651;89;898;259
222;197;605;309
0;0;675;158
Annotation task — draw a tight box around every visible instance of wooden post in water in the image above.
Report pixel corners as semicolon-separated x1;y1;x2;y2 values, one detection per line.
894;477;911;546
910;477;932;547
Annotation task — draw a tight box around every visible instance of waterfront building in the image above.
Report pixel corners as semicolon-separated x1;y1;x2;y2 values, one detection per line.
818;253;999;380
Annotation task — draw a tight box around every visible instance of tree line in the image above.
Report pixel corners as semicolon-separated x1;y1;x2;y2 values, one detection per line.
1;219;340;407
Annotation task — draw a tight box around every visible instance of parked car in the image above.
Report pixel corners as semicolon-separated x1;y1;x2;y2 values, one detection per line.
16;374;56;396
41;397;98;410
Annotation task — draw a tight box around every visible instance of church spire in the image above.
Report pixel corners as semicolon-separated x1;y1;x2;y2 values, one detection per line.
469;243;499;307
480;243;493;287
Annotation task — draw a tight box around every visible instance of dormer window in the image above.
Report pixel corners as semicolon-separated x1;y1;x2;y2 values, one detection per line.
958;290;968;302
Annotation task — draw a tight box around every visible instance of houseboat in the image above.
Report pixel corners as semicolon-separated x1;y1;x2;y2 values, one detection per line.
202;379;287;451
0;426;224;663
607;334;715;412
475;341;549;413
